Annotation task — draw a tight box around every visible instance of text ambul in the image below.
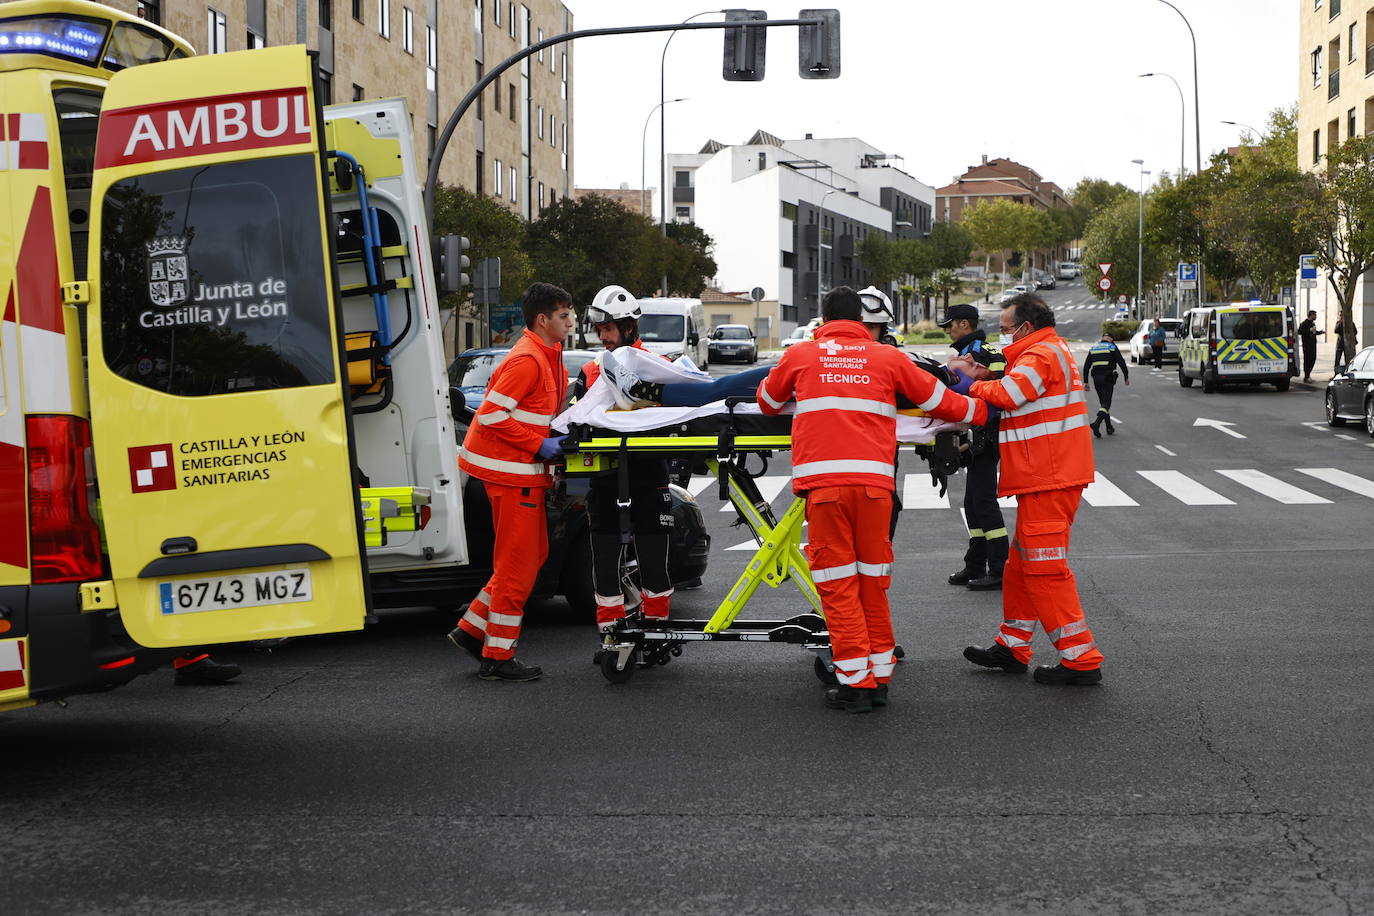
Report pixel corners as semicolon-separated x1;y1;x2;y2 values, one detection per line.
96;88;313;168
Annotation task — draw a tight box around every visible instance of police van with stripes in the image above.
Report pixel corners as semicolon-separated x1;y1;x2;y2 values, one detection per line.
1177;303;1297;393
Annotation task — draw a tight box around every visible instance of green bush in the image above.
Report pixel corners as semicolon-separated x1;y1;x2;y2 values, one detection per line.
1099;320;1140;341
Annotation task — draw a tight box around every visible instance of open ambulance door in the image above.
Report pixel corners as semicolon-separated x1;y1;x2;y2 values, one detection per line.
85;47;369;648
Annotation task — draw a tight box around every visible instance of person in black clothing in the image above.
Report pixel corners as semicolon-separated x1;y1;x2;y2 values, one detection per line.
1298;310;1323;382
938;303;1008;591
1334;318;1357;373
1082;331;1130;437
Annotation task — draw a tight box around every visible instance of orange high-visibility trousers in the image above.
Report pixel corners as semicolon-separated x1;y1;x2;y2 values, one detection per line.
455;482;549;660
804;485;896;690
995;486;1105;670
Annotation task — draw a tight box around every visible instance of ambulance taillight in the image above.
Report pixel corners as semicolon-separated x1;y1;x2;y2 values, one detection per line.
26;416;102;584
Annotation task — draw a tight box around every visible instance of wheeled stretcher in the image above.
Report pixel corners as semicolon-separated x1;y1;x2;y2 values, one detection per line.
561;398;968;684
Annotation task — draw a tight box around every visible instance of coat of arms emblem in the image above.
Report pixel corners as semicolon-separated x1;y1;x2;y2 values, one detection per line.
145;235;189;308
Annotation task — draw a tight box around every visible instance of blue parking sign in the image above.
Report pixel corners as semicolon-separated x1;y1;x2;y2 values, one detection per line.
1177;262;1197;282
1300;254;1317;280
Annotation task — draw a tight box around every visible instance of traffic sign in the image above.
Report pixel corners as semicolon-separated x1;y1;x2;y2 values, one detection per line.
1300;254;1317;280
1097;262;1113;277
1300;279;1319;289
1178;262;1197;283
1118;294;1129;305
1098;277;1113;292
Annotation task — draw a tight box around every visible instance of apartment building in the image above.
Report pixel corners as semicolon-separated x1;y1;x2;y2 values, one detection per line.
934;155;1071;274
662;130;935;333
1299;0;1373;340
118;0;573;218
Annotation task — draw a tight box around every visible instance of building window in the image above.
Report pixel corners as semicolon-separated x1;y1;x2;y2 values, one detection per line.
493;0;500;25
1313;47;1322;88
549;114;556;144
509;84;516;121
538;28;544;60
426;26;437;91
538;181;545;210
474;0;482;33
403;7;413;52
675;170;690;187
509;166;517;202
138;1;161;24
378;0;390;38
476;151;484;194
475;63;484;119
1351;23;1358;62
318;0;331;29
318;68;333;104
537;105;544;138
247;28;264;48
781;201;798;220
494;81;502;113
508;2;516;38
1331;0;1341;18
352;0;363;23
207;9;227;54
353;83;365;101
1350;107;1358;139
494;159;503;197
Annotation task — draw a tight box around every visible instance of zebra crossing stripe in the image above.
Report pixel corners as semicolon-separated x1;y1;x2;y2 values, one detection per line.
686;477;713;497
1296;467;1374;499
902;474;949;509
1137;470;1235;505
1215;469;1330;505
1082;472;1138;506
720;475;789;511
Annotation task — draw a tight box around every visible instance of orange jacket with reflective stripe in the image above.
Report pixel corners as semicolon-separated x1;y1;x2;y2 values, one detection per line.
969;326;1094;496
459;329;567;488
758;320;988;493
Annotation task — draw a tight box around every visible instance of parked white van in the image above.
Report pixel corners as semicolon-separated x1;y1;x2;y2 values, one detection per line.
637;297;710;366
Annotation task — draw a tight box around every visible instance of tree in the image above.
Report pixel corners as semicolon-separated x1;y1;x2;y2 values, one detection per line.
1066;178;1133;240
1081;193;1170;306
926;221;973;271
663;221;718;297
432;183;533;310
1206;147;1316;304
1147;163;1243;301
933;268;963;313
897;283;915;332
858;234;904;290
1296;132;1374;359
961;199;1026;282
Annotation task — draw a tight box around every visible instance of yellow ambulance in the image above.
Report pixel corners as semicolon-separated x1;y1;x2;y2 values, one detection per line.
0;1;469;710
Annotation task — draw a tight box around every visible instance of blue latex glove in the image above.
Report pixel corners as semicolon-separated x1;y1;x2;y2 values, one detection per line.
947;370;974;395
536;436;565;460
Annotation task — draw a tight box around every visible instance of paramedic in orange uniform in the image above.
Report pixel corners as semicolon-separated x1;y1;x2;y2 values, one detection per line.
448;283;574;681
950;292;1106;685
758;286;988;713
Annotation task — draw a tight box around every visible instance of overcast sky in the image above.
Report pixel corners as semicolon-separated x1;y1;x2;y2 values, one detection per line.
562;0;1294;197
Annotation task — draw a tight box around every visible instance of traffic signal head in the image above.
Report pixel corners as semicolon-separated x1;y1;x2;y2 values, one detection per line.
798;9;840;79
437;234;471;294
722;9;767;82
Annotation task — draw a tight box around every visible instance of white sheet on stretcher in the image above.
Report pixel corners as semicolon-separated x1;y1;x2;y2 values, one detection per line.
552;346;966;445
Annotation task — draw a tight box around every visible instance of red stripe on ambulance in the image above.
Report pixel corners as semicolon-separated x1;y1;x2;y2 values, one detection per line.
0;441;26;570
0;639;24;691
95;88;312;169
16;187;62;334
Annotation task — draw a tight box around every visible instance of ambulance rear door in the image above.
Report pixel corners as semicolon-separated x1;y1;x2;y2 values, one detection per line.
85;47;369;648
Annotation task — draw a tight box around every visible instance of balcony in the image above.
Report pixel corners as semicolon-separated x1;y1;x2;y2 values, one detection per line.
672;186;694;203
1330;69;1340;101
802;224;834;249
836;233;854;258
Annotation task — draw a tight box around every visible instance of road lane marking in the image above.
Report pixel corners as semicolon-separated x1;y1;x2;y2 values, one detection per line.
1296;467;1374;499
902;473;950;509
1155;445;1177;456
1193;417;1246;438
1336;434;1358;441
1137;470;1235;505
686;477;714;497
1082;472;1138;506
719;474;788;512
1215;469;1331;505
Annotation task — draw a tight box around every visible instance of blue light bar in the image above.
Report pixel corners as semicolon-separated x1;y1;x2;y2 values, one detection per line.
0;15;108;65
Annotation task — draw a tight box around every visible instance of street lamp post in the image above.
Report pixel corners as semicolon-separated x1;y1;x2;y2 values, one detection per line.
1139;72;1186;181
1155;0;1203;304
641;97;687;220
660;9;723;295
818;187;839;314
1132;160;1149;317
1221;119;1262;142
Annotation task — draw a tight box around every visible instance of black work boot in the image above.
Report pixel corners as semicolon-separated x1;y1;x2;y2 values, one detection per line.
1090;417;1102;438
174;657;242;686
824;685;874;713
871;684;889;708
478;657;543;681
1033;663;1102;686
966;573;1003;591
1105;418;1116;436
447;626;484;661
962;643;1028;673
948;564;984;586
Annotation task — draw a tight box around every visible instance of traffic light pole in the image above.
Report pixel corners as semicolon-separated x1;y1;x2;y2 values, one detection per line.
422;16;823;230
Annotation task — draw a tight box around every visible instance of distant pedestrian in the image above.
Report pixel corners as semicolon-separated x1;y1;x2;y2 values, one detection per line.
1297;310;1323;382
1334;318;1357;373
1147;317;1167;369
1082;331;1129;437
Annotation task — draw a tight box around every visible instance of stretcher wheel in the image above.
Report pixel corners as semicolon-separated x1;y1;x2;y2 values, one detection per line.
813;656;839;686
600;650;636;684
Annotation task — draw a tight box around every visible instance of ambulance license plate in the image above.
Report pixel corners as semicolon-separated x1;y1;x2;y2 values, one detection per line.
1220;359;1284;374
159;568;313;615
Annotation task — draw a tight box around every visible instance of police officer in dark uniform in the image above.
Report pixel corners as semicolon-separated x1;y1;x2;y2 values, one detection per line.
939;303;1007;591
1082;330;1130;437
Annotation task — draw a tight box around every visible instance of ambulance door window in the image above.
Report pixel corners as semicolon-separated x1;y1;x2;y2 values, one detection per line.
52;87;102;281
99;155;334;396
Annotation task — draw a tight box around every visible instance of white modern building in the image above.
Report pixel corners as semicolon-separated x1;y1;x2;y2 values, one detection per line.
659;130;934;332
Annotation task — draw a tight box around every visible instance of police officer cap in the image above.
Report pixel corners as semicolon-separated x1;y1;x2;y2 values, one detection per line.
937;303;981;328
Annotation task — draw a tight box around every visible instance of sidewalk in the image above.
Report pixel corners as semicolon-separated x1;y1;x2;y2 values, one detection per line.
1293;335;1344;392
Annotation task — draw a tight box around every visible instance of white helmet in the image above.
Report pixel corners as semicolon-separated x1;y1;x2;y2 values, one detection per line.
857;285;896;324
587;285;641;325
